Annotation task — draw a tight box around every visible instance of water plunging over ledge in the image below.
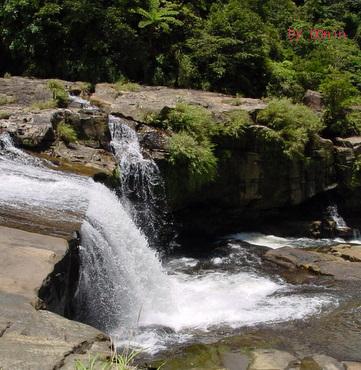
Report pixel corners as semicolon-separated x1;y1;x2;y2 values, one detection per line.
108;114;172;249
0;133;337;354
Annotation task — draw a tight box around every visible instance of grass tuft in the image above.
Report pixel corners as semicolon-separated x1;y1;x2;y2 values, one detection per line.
57;121;78;143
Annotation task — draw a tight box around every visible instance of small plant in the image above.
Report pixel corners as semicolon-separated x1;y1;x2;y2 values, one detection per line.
0;111;10;119
73;348;165;370
3;72;11;78
114;80;141;92
48;80;69;107
30;100;57;111
0;94;15;105
57;122;78;143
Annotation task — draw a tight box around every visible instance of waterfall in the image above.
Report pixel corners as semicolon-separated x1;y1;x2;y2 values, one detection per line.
75;182;174;334
0;133;173;335
0;133;335;353
328;205;348;230
108;115;172;248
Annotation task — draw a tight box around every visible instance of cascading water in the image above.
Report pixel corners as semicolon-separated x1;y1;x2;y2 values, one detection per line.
108;115;172;248
0;133;337;354
328;205;348;230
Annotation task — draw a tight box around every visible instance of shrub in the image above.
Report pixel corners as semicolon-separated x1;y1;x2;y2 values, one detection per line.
168;132;217;191
3;72;11;78
257;98;324;158
217;110;252;138
158;103;217;138
48;80;69;107
57;122;77;143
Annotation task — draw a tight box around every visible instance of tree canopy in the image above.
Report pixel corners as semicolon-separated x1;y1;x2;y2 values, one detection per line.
0;0;360;99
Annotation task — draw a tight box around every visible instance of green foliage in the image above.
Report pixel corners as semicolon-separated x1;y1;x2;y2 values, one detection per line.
0;0;360;100
320;71;360;136
48;80;69;108
257;98;323;158
183;0;268;95
0;94;15;105
168;132;217;191
114;81;141;92
160;103;217;137
30;100;57;111
266;60;304;100
3;72;11;78
57;122;77;144
74;349;164;370
134;0;183;33
217;110;252;138
0;111;10;119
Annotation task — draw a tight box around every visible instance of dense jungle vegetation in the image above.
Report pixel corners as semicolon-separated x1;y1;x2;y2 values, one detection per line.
0;0;360;98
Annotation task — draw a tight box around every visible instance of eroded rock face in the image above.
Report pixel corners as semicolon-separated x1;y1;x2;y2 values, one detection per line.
0;77;117;179
0;226;111;370
0;110;55;149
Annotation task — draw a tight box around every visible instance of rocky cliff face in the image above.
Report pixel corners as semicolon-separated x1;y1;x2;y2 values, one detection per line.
87;82;359;236
1;77;360;237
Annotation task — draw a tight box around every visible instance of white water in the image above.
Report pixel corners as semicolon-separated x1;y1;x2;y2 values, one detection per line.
69;95;99;111
108;115;170;245
228;232;346;249
0;133;336;354
328;205;348;229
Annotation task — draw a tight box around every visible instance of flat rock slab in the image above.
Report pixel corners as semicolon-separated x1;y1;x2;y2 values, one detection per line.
265;247;361;281
249;349;297;370
344;362;361;370
91;84;267;122
331;245;361;262
0;226;68;300
41;141;116;177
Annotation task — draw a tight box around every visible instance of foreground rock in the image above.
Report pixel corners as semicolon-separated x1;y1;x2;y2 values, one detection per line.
0;226;111;369
265;245;361;281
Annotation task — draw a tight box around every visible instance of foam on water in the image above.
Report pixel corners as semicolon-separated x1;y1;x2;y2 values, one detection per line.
228;232;344;249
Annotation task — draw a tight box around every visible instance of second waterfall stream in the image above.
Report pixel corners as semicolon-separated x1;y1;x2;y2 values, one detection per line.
0;122;336;353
